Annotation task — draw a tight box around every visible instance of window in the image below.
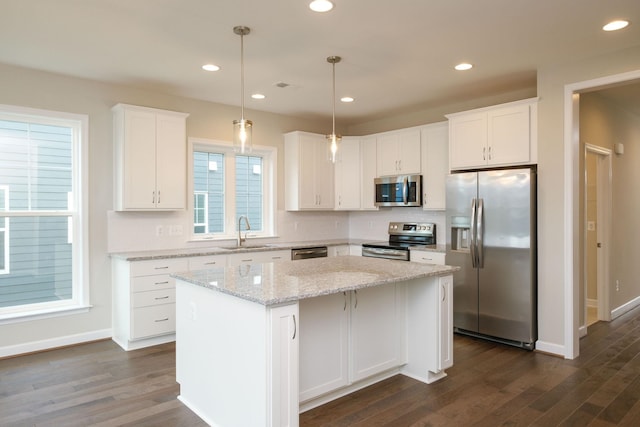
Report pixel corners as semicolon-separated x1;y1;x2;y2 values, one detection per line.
0;105;88;321
190;138;275;240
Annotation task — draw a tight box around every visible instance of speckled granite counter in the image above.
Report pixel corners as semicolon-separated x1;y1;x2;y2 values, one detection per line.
172;255;458;306
110;239;371;261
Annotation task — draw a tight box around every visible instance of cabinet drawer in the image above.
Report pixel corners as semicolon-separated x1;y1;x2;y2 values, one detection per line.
132;288;176;308
130;258;188;277
189;255;227;271
410;251;446;265
131;275;174;292
131;304;176;339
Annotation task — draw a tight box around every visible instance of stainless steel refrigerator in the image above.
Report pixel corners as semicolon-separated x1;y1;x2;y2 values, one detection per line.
446;167;537;349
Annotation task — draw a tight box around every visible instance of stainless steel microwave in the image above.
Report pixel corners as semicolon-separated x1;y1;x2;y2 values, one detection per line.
374;175;422;207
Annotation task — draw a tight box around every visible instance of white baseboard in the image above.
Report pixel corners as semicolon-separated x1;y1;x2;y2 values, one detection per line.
0;329;112;358
534;340;566;358
611;295;640;320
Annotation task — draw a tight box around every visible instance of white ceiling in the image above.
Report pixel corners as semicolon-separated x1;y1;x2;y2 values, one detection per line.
1;0;639;126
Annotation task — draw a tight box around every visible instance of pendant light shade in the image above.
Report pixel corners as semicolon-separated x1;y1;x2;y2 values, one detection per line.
233;26;252;154
326;55;342;163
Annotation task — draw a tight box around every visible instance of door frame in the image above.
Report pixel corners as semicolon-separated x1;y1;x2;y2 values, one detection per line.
582;143;612;335
564;69;640;359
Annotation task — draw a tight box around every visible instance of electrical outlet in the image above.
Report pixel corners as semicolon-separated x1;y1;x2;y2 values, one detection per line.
156;225;164;237
616;280;620;291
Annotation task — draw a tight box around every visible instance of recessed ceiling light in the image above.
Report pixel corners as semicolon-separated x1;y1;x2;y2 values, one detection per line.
202;64;220;71
602;20;630;31
251;93;265;100
309;0;334;13
455;63;473;71
340;96;354;103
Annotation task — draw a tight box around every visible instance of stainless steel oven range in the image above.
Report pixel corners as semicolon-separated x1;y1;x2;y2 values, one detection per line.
362;222;436;261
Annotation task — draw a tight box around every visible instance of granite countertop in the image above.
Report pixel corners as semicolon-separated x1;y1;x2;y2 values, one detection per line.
172;255;459;306
110;239;372;261
110;239;446;262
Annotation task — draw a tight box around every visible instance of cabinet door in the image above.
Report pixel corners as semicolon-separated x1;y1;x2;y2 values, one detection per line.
155;113;187;209
269;303;299;427
227;250;290;266
350;285;400;382
376;134;399;176
487;104;531;166
360;136;378;210
334;137;361;210
299;293;349;402
421;123;448;210
298;133;321;209
439;275;453;370
410;251;446;265
314;137;335;209
188;255;227;270
397;129;421;174
449;112;487;170
123;109;157;209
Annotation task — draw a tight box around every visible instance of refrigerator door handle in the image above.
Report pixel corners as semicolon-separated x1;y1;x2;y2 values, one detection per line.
470;198;478;268
477;198;485;268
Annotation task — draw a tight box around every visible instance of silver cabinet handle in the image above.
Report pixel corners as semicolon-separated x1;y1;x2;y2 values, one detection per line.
154;281;169;285
442;284;446;302
488;146;492;160
343;292;347;311
354;290;358;309
157;190;161;203
154;318;169;322
292;314;297;340
154;266;169;270
152;191;155;204
155;296;169;300
482;147;486;160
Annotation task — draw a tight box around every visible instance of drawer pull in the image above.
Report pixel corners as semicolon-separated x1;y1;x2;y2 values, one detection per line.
205;262;217;265
154;266;170;270
155;281;169;285
155;296;170;300
155;318;169;322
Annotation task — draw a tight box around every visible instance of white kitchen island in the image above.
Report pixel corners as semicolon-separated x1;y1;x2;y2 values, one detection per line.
173;255;458;427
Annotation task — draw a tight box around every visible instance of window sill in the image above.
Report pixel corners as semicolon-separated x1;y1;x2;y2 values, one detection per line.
0;304;92;325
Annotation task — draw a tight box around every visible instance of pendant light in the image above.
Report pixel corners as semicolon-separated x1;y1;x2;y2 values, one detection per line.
233;26;252;154
326;55;342;163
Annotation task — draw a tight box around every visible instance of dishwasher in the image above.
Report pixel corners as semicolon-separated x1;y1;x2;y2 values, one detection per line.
291;246;328;260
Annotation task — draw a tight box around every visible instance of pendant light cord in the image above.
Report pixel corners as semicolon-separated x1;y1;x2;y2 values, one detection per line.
240;31;245;121
332;60;336;136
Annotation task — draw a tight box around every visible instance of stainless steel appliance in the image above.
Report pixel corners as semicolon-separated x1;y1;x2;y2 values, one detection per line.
291;246;328;260
446;167;537;349
362;222;436;261
374;175;422;207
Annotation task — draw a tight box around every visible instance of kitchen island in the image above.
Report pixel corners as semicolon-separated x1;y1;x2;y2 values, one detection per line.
173;255;458;427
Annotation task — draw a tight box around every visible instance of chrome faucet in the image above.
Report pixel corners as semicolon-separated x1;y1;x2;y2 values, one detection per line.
237;215;251;247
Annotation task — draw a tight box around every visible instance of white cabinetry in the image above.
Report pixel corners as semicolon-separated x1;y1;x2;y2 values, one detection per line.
299;284;404;403
112;257;188;350
113;103;189;211
227;250;290;266
285;131;334;210
447;98;537;170
360;136;378;210
328;245;350;257
299;293;349;402
269;303;299;427
421;122;448;210
334;137;361;210
350;285;404;382
410;251;446;265
376;128;421;176
188;254;227;270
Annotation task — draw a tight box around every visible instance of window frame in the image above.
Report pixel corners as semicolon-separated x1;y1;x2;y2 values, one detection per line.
0;185;8;275
0;104;89;323
188;137;276;242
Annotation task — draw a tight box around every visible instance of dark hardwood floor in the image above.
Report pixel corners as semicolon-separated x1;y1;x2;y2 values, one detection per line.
2;304;640;426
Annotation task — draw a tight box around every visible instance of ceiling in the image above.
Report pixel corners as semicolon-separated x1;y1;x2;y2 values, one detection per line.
1;0;639;126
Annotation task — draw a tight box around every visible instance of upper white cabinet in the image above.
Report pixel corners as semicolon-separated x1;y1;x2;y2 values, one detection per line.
285;131;335;210
360;136;378;210
420;122;448;210
113;103;189;211
447;98;538;170
376;129;421;176
334;137;362;210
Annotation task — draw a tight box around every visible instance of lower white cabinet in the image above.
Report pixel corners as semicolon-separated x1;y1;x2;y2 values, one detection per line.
227;250;290;266
351;284;404;382
299;284;404;403
299;292;349;402
112;257;188;350
410;251;446;265
269;303;299;427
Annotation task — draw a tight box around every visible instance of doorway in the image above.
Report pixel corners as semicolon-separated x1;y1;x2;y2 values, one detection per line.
582;144;611;336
